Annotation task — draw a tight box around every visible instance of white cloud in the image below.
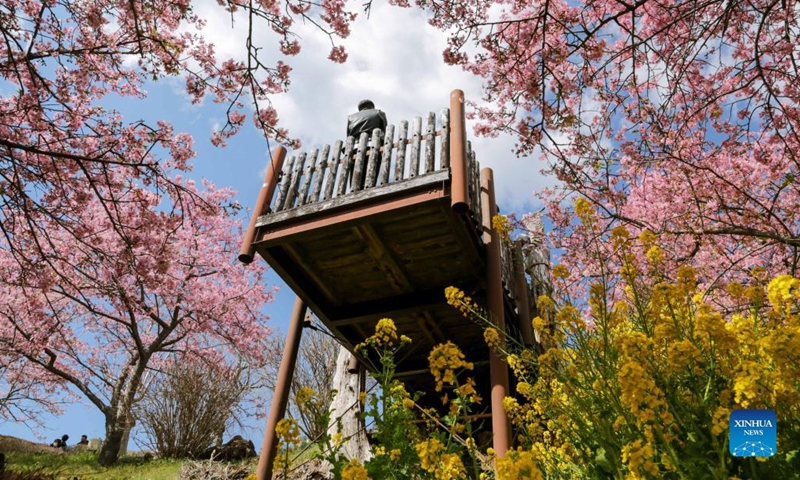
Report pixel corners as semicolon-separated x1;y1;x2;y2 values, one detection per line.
194;1;555;213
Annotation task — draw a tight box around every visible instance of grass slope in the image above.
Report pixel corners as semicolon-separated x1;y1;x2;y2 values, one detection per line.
0;435;182;479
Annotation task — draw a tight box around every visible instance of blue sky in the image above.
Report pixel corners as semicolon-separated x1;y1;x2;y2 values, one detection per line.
1;1;549;449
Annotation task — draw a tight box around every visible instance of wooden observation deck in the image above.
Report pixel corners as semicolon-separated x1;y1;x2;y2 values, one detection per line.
241;90;539;479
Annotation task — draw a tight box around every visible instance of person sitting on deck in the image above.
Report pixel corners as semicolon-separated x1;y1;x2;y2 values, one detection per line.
346;99;388;189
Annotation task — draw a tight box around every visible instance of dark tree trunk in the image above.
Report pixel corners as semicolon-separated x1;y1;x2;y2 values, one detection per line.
98;428;124;466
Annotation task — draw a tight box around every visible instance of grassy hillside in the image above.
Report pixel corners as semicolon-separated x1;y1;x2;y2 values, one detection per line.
0;435;255;479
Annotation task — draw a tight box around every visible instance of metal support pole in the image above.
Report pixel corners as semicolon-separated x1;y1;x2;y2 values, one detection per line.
513;241;535;346
449;89;469;214
256;296;307;480
480;167;511;457
239;146;287;264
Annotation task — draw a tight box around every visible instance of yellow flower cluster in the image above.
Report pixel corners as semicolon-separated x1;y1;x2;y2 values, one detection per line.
495;448;544;480
551;264;570;280
274;418;301;471
275;418;300;448
341;459;368;480
445;286;482;318
415;437;444;472
621;439;658;477
574;197;595;224
455;377;481;404
492;214;513;243
710;407;730;436
767;274;800;315
295;386;316;406
429;341;473;391
415;438;466;479
356;318;411;351
483;327;501;350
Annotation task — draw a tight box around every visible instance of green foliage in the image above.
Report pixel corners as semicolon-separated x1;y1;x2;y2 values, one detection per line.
3;449;187;479
447;221;800;479
281;318;483;479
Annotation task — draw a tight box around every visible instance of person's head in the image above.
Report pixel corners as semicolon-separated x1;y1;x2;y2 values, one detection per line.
53;439;61;447
357;99;375;111
81;435;87;442
62;434;69;442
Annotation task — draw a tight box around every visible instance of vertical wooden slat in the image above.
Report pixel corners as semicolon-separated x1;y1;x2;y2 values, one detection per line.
365;128;383;188
471;147;482;217
466;141;475;212
311;144;330;203
337;136;356;196
395;120;409;181
351;132;369;192
326;140;343;200
282;152;306;210
424;111;436;173
379;124;395;186
409;116;422;178
298;148;318;206
273;155;295;212
440;108;450;169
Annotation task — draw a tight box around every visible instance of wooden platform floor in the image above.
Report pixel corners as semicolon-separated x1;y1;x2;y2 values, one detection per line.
253;171;496;404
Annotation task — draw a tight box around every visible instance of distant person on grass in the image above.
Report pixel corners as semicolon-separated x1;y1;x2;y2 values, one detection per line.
78;435;88;446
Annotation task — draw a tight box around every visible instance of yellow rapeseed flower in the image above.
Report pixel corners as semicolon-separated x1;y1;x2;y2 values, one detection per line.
275;418;301;448
341;459;368;480
574;197;594;224
416;438;445;472
552;264;570;280
484;327;501;350
495;448;544;479
429;341;474;391
767;274;800;314
492;214;513;243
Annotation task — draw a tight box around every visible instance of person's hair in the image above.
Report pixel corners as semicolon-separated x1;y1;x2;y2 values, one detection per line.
358;100;374;111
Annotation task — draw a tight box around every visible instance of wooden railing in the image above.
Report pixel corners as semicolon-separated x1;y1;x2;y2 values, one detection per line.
262;109;481;216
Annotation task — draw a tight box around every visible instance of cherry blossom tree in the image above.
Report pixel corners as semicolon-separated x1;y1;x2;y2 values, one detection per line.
1;0;358;283
1;0;359;464
0;178;275;465
399;0;800;287
1;353;67;428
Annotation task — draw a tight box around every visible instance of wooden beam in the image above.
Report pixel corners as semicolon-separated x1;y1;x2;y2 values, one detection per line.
420;310;447;344
257;246;335;321
282;243;340;307
328;288;447;325
352;224;414;295
394;361;489;378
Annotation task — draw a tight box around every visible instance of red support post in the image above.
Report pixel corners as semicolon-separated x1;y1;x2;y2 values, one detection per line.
449;89;469;214
239;146;287;264
256;296;307;480
480;167;511;457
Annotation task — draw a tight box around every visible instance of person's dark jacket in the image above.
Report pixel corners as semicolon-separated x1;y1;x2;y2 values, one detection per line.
347;108;388;139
